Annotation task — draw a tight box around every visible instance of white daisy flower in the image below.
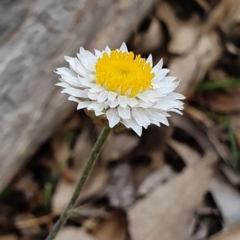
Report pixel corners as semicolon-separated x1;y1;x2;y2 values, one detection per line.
55;43;184;136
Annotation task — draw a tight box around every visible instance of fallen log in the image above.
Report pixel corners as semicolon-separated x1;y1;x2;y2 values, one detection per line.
0;0;158;189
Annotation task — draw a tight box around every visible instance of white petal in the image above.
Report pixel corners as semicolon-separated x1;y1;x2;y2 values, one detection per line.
153;82;179;95
64;57;88;78
110;98;119;108
80;47;95;59
166;92;185;100
56;82;72;89
116;86;122;94
145;109;169;126
152;81;179;91
97;90;108;102
77;50;97;72
79;48;97;61
152;59;163;75
55;68;82;87
89;85;104;93
137;100;153;108
132;108;150;126
94;49;102;58
169;109;183;114
154;99;183;111
161;76;177;82
68;96;80;103
108;91;117;102
105;46;111;54
144;89;160;98
146;54;153;67
120;42;128;52
125;88;132;96
95;111;104;116
88;91;99;100
80;59;96;72
151;121;160;127
74;57;93;76
106;108;120;128
63;76;83;88
77;101;92;110
123;119;142;136
55;67;77;77
137;91;155;102
87;102;105;111
127;98;138;107
118;95;128;108
152;69;170;83
62;88;87;98
78;77;95;87
118;106;131;119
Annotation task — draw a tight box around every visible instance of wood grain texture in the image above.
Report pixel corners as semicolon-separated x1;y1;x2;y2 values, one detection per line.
0;0;158;189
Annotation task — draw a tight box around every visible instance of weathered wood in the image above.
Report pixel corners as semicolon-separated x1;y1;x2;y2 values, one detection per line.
0;0;158;189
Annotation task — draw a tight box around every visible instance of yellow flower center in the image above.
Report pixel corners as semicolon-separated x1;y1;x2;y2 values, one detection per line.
95;50;155;97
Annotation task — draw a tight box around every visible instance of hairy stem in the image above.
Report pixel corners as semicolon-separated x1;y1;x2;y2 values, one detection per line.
45;126;111;240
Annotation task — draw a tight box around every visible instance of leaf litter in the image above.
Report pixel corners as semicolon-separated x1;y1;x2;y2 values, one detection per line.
1;0;240;240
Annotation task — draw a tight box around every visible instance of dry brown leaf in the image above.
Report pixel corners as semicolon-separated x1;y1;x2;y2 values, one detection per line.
105;162;136;208
73;128;94;168
126;125;171;188
129;151;217;240
0;235;18;240
171;114;215;151
204;0;240;33
195;0;211;12
199;93;240;113
52;162;107;212
210;175;240;226
192;225;208;240
134;17;164;54
137;165;175;196
92;209;128;240
170;31;221;96
53;129;107;211
208;224;240;240
156;2;200;55
55;227;96;240
101;132;139;162
168;139;202;166
155;1;221;96
221;162;240;186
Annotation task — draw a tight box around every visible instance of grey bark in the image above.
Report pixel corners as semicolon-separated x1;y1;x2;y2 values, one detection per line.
0;0;158;189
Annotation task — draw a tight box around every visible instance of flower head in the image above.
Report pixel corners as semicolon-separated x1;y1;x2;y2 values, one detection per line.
55;43;184;136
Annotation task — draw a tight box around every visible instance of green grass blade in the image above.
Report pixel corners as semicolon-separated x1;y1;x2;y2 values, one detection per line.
227;119;240;168
196;78;240;92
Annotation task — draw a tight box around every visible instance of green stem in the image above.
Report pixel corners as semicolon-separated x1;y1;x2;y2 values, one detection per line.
45;126;110;240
